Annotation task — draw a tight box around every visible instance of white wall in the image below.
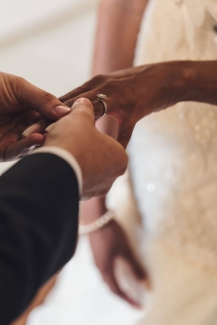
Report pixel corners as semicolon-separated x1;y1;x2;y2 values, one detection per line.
0;1;142;324
0;0;97;95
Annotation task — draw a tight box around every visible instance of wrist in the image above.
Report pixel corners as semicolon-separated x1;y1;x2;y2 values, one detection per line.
170;61;198;104
79;210;114;235
136;61;198;115
159;60;212;107
80;197;107;224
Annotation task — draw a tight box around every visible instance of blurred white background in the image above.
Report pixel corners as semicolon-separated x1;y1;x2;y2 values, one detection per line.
0;1;143;324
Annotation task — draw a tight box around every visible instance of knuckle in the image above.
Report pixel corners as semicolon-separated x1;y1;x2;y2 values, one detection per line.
63;99;74;108
16;76;26;84
41;92;55;103
14;76;27;92
92;74;104;83
89;74;108;88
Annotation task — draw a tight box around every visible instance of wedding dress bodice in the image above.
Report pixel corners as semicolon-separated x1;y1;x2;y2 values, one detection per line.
129;0;217;271
105;1;217;323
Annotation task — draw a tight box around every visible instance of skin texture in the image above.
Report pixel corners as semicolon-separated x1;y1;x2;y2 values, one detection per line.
60;61;217;148
44;98;128;198
0;72;70;161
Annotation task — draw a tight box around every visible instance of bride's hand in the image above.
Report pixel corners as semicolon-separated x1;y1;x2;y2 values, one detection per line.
88;219;147;308
59;63;179;148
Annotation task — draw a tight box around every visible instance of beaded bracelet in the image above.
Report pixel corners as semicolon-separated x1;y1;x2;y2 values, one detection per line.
79;210;114;235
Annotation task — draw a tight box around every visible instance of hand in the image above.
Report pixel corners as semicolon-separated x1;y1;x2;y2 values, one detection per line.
88;219;147;307
59;62;179;148
44;98;128;198
0;72;70;161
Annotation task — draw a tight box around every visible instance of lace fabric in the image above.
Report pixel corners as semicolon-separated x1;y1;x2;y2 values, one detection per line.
129;0;217;271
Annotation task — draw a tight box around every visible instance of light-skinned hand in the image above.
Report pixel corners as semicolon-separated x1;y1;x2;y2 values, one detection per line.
44;98;128;198
88;219;147;308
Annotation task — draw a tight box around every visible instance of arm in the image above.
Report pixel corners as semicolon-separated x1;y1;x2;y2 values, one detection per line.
80;1;148;305
0;98;127;324
90;0;149;203
60;60;217;148
0;153;80;324
92;0;149;74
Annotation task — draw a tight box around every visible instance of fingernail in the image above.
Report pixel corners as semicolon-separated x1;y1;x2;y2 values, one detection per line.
22;124;41;138
55;105;71;116
73;98;92;108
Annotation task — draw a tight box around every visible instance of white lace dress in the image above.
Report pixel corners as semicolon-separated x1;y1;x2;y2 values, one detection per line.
109;0;217;324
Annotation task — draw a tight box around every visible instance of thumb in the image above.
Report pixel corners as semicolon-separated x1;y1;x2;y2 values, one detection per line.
69;97;94;122
44;98;95;134
14;76;71;120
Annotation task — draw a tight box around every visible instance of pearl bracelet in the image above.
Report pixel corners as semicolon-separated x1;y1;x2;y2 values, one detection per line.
79;211;114;235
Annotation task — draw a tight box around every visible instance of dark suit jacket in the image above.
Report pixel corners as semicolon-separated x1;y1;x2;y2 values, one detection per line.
0;153;79;324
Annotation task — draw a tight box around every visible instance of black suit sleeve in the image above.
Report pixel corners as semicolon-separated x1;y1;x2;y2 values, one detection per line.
0;153;79;324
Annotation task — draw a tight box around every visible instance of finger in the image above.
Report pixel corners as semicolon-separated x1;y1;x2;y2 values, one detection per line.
59;86;89;103
104;273;142;308
22;98;97;137
22;120;49;138
123;249;146;280
60;75;110;102
69;98;94;122
63;91;97;110
21;96;107;138
45;122;55;133
64;93;111;121
4;133;44;161
59;74;104;103
122;250;150;289
13;77;71;120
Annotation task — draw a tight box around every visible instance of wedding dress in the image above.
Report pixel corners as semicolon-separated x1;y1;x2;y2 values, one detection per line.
108;0;217;324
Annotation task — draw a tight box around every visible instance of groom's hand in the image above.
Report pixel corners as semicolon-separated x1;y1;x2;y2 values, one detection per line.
44;98;128;198
0;72;70;161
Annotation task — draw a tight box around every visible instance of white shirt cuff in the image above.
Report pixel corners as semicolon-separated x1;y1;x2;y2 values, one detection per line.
28;146;82;195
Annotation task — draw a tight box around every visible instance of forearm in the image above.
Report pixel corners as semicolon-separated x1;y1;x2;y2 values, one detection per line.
92;0;148;75
128;60;217;119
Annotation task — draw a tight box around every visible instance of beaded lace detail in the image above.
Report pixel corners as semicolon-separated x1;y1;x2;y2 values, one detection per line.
129;0;217;271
